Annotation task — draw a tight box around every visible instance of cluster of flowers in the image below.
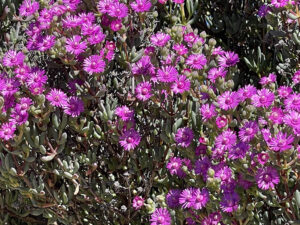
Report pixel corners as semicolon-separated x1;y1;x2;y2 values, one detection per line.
120;24;300;224
0;49;84;141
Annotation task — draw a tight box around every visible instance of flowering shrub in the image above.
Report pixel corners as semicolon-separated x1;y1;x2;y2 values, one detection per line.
0;0;300;224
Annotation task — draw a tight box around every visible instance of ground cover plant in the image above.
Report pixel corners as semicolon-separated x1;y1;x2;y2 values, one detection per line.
0;0;300;224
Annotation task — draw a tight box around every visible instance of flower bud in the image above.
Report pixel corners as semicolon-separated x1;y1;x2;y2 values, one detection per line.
207;168;215;178
208;38;217;47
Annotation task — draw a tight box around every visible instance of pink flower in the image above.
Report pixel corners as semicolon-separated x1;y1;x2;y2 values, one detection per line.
87;30;106;45
110;19;122;31
19;0;39;17
46;88;68;107
215;129;237;151
131;0;152;12
115;106;134;121
293;70;300;85
135;82;152;101
37;35;55;51
284;93;300;111
157;66;178;83
83;55;106;75
173;44;188;55
119;129;141;151
278;86;292;98
216;115;228;129
108;2;128;18
271;0;289;8
218;51;239;67
207;67;227;83
257;152;269;165
251;88;275;108
217;91;239;111
186;54;207;70
132;196;144;210
269;107;284;124
200;103;217;121
175;127;194;147
150;32;171;47
63;97;84;117
256;167;280;190
66;35;87;55
0;122;16;141
268;131;294;152
2;50;25;67
259;73;276;85
171;75;190;94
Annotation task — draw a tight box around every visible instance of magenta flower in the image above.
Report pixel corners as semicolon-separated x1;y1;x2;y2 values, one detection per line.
186;54;207;70
150;32;171;47
26;68;47;87
29;83;45;95
238;121;259;142
135;82;152;101
110;19;122;31
119;129;141;151
284;110;300;130
0;78;20;96
228;142;249;160
278;86;293;98
46;88;68;107
115;106;134;121
19;0;39;17
175;127;194;147
108;2;128;18
215;129;237;151
173;0;184;3
37;35;55;51
268;131;294;152
173;44;188;55
171;75;190;94
16;97;33;112
157;66;178;83
260;73;276;85
293;70;300;85
87;30;106;45
195;157;211;178
166;189;181;208
217;91;239;111
192;188;209;210
10;109;28;125
0;122;16;141
98;0;116;13
132;196;144;210
150;208;171;225
271;0;289;8
257;152;269;165
66;35;87;55
2;50;24;67
216;115;228;129
166;157;184;176
220;192;239;213
237;84;257;102
218;51;239;67
132;56;155;76
256;167;280;190
284;94;300;111
207;67;227;83
63;97;84;117
179;188;196;209
131;0;152;12
258;5;271;17
251;88;275;108
14;64;30;83
83;55;106;75
200;103;217;121
81;23;101;36
269;107;284;124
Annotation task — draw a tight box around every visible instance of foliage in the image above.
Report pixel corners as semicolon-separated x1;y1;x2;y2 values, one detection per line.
0;0;299;225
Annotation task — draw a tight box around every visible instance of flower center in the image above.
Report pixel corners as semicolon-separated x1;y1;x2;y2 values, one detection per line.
127;137;133;143
141;88;148;95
